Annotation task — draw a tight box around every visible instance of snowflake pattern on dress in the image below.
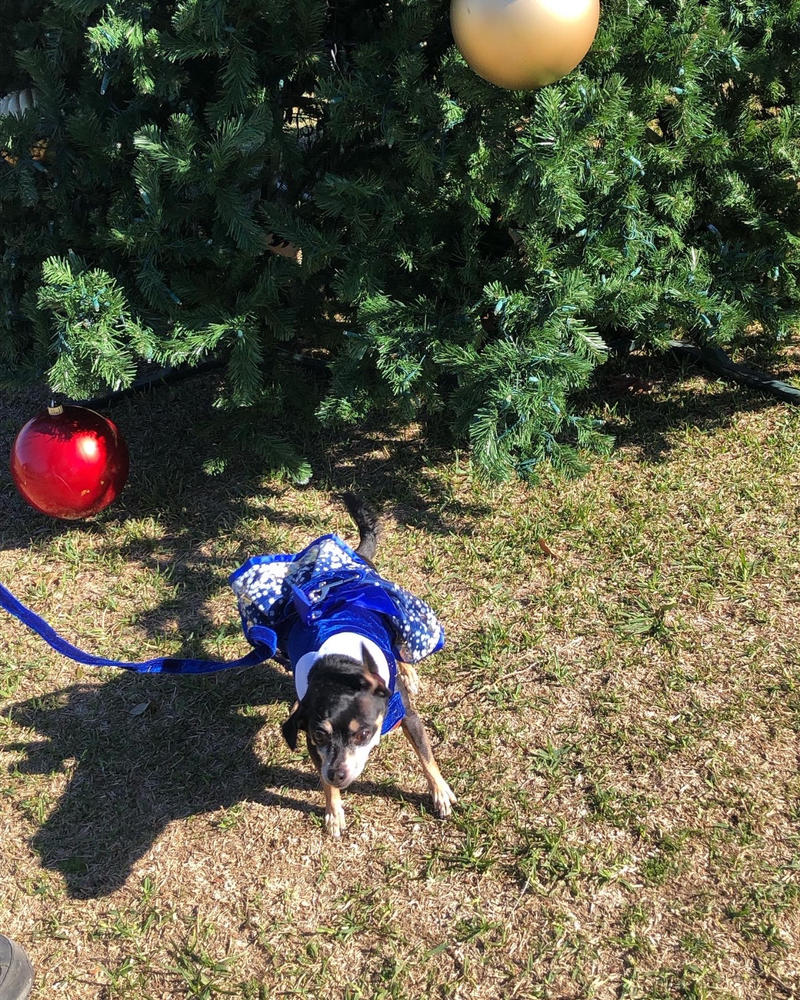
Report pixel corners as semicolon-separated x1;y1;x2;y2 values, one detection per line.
229;534;444;663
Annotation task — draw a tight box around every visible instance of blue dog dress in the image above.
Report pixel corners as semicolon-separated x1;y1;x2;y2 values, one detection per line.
230;534;445;734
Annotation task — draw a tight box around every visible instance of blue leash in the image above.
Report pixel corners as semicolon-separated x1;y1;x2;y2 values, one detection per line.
0;582;277;675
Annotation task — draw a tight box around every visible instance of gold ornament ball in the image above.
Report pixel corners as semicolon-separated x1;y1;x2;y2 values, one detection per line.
450;0;600;90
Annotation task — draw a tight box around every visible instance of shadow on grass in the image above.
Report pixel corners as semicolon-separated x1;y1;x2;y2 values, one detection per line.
587;351;789;464
0;374;488;658
0;377;461;901
3;666;433;899
2;341;797;554
2;349;795;902
0;372;490;555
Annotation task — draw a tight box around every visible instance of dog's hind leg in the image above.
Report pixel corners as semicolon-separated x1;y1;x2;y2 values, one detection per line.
397;660;420;699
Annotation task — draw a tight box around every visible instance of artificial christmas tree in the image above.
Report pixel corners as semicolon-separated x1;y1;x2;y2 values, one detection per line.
1;0;799;481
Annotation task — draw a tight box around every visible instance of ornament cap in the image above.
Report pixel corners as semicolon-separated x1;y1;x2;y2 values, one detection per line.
47;400;64;417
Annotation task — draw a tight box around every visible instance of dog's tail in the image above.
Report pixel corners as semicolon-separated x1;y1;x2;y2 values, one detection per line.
340;493;380;564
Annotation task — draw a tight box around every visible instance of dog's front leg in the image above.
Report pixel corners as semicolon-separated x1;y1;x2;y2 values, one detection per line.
323;779;347;837
400;710;456;818
396;672;456;819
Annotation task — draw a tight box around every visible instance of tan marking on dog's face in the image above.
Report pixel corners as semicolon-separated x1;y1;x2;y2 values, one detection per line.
312;716;384;788
348;718;361;733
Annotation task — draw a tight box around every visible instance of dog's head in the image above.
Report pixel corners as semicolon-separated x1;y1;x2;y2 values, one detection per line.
282;644;390;789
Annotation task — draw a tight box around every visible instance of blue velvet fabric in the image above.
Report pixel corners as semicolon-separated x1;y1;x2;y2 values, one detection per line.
230;534;445;734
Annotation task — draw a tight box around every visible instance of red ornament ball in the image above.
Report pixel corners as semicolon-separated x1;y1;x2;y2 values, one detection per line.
10;404;129;519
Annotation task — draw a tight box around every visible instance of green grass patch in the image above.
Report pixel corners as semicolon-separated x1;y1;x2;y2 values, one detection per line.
1;353;800;999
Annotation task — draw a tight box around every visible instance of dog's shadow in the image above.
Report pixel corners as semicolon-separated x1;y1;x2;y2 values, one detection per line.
2;666;296;897
4;665;433;898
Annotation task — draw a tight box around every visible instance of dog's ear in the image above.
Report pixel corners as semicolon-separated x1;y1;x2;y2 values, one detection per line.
360;643;390;698
282;700;308;750
361;642;381;677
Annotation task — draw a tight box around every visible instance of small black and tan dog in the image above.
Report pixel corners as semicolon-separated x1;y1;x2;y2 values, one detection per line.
280;496;456;835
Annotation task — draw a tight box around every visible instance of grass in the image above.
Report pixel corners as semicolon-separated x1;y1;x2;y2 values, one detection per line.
1;345;799;999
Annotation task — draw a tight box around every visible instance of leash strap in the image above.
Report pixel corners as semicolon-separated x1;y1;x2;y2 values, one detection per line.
0;582;277;675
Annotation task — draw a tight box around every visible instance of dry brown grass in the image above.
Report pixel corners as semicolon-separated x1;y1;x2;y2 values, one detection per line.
1;349;799;1000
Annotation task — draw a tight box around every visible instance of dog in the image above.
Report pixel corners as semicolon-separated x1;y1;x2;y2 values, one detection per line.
231;494;456;835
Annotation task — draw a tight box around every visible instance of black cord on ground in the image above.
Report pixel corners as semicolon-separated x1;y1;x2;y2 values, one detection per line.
75;359;225;409
668;340;800;405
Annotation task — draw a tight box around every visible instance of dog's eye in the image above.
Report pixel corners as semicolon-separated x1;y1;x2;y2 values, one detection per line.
353;728;373;746
311;730;329;746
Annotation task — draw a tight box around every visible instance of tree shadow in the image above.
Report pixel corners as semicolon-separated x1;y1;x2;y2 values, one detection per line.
2;342;797;553
2;346;796;663
2;349;793;680
0;373;490;552
2;350;793;901
3;666;433;899
0;374;491;672
587;350;791;464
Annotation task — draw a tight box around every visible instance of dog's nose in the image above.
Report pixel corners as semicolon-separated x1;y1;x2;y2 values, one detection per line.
327;765;349;786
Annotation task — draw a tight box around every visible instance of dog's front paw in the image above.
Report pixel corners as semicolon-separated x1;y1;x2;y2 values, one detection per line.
325;802;347;837
432;780;457;819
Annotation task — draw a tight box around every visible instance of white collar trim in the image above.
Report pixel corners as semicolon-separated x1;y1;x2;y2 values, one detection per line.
293;632;391;700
